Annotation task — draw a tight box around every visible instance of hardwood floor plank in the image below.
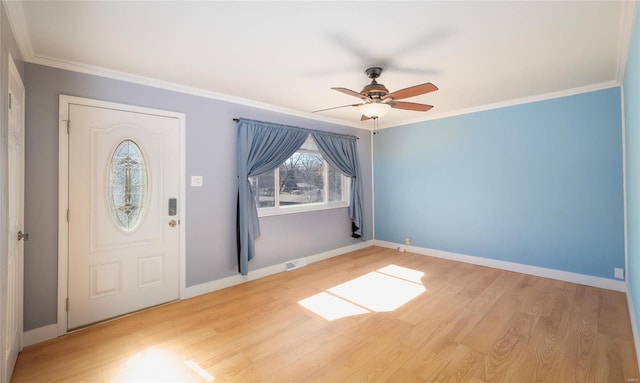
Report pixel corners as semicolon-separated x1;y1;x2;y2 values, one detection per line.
508;287;574;382
549;285;599;383
482;312;535;382
11;247;639;383
599;289;635;340
305;319;414;382
595;334;639;383
425;344;483;383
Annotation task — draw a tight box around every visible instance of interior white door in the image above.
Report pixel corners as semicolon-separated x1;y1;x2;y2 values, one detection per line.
67;102;181;330
3;56;25;383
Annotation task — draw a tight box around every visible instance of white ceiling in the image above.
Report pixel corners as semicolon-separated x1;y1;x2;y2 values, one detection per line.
6;1;638;129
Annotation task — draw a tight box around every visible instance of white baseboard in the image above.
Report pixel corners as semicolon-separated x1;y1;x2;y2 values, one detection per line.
28;239;623;347
184;240;374;299
374;240;627;292
23;241;373;346
23;324;58;347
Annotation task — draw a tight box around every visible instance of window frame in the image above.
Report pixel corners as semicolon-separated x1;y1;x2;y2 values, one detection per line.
252;138;351;217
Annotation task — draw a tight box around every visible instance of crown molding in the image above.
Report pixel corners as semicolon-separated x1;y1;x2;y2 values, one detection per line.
2;0;34;60
9;0;629;133
615;0;638;84
28;54;366;130
25;53;623;133
380;80;621;130
29;51;623;133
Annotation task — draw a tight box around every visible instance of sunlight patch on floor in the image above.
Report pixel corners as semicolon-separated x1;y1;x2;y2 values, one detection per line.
377;264;425;284
298;264;426;320
111;348;214;382
298;291;371;320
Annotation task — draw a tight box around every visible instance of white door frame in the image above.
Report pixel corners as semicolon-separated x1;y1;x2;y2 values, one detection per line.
57;95;186;335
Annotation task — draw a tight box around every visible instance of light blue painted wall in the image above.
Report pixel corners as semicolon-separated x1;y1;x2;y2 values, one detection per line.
624;5;640;346
23;63;372;330
375;87;624;279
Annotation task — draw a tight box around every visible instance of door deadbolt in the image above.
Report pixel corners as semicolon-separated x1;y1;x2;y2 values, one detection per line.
168;220;177;227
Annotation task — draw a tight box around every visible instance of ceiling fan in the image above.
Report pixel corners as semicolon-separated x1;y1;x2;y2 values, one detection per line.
313;67;438;121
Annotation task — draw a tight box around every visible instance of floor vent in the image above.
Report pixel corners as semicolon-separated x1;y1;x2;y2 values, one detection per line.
284;258;307;272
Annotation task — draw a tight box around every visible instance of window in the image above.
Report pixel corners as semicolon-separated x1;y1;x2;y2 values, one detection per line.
249;135;350;216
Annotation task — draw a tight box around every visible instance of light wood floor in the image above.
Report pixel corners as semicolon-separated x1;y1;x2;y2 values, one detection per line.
12;246;639;382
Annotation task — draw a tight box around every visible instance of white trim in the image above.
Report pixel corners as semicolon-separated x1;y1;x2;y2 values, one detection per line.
184;240;373;299
621;84;637;367
370;130;375;240
626;279;640;372
57;100;69;336
374;240;627;292
25;51;624;133
621;85;639;369
28;51;622;133
57;95;187;335
22;324;57;347
258;202;349;218
2;0;34;59
380;81;621;130
3;0;634;133
616;1;638;84
22;240;373;345
28;55;365;131
622;85;629;286
179;115;187;300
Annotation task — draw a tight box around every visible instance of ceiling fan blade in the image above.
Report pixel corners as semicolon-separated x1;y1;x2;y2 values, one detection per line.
332;87;370;100
389;101;434;112
385;83;438;100
312;103;362;113
361;115;372;121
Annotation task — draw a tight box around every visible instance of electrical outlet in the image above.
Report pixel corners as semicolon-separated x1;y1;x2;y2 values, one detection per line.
191;175;203;187
614;268;624;280
405;237;411;246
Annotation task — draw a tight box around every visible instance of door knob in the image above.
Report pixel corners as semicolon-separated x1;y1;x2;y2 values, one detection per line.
17;231;29;241
168;220;177;227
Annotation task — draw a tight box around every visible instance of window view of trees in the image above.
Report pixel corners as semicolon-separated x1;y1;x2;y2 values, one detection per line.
279;152;324;205
249;136;347;212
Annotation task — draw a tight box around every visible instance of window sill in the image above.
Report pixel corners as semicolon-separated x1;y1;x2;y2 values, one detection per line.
257;201;349;217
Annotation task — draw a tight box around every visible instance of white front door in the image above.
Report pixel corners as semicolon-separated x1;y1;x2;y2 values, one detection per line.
3;55;25;383
66;98;182;330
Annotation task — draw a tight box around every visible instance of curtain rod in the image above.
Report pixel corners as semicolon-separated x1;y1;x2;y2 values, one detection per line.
232;118;359;139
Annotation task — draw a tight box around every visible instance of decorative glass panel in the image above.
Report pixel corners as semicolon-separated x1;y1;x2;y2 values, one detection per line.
108;140;148;231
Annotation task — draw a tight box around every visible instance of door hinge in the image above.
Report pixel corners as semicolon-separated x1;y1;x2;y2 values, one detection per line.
8;92;12;110
62;119;70;134
66;209;70;222
66;298;69;312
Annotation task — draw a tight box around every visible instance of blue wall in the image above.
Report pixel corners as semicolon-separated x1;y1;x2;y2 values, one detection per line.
624;5;640;345
375;87;624;279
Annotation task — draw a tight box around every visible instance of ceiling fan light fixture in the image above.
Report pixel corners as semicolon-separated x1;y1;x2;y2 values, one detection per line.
361;102;391;118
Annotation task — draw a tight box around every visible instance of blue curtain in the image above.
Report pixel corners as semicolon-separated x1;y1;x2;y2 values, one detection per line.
237;119;308;275
311;132;364;238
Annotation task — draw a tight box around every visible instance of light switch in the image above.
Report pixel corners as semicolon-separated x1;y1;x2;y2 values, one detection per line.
191;175;203;187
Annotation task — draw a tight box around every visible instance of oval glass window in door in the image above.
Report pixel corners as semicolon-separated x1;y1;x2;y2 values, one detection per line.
107;139;148;231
